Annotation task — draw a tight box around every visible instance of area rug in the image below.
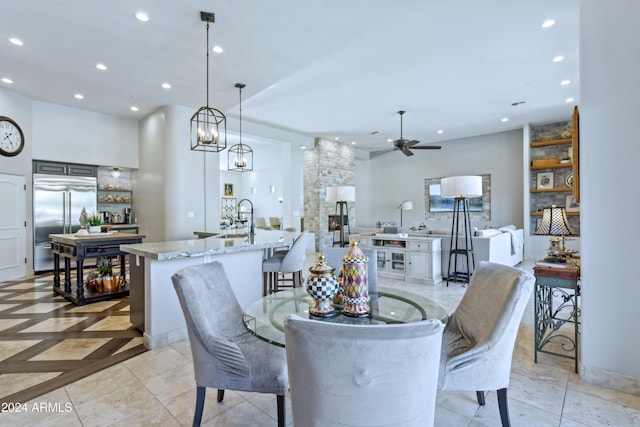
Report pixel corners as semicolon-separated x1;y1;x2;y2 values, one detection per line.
0;272;146;406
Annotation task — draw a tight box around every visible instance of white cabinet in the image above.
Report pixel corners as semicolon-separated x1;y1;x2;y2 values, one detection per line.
368;235;442;284
406;239;442;285
376;247;406;278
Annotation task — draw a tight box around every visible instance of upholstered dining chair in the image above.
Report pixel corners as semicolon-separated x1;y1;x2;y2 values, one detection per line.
262;231;309;295
284;314;443;427
255;217;273;230
438;261;534;427
172;261;288;427
320;247;379;294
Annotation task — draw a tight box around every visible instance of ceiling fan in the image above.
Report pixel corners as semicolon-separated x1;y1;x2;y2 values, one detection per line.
387;110;441;157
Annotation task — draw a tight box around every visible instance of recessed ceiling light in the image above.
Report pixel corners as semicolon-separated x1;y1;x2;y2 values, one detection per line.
561;80;571;86
130;106;139;112
542;19;555;28
501;117;509;122
334;137;339;140
553;55;564;62
162;82;171;89
74;94;84;100
1;77;13;84
9;37;23;46
301;146;307;150
96;63;108;71
565;97;575;103
351;141;356;145
212;45;223;54
437;130;444;134
387;138;393;143
135;12;149;22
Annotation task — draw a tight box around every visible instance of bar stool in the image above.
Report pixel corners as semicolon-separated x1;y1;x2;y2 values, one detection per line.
263;231;308;295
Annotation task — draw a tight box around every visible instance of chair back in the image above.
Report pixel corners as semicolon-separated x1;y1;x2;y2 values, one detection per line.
269;217;281;228
320;247;379;293
280;231;308;272
285;314;443;427
441;261;534;389
172;262;247;387
255;217;272;229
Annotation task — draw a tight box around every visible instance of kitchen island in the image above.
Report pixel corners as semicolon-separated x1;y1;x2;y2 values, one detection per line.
49;232;145;305
120;233;291;349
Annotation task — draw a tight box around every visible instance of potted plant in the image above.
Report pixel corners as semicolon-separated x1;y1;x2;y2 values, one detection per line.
88;212;102;233
96;257;120;292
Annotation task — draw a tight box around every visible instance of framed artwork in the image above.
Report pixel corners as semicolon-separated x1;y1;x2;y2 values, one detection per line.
224;183;234;197
536;172;554;190
424;174;491;221
565;194;580;212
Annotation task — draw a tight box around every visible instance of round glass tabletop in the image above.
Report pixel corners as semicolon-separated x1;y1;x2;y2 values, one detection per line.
243;286;449;347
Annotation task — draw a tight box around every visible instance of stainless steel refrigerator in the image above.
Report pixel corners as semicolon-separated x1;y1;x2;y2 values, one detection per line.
33;174;97;272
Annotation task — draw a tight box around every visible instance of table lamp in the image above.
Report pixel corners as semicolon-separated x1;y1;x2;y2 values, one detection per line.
534;206;574;263
398;200;413;227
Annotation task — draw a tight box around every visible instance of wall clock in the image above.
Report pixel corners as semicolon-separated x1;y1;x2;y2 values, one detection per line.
0;116;25;157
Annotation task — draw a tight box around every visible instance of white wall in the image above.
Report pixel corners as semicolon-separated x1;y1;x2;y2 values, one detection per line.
32;102;138;168
580;0;640;391
356;129;525;231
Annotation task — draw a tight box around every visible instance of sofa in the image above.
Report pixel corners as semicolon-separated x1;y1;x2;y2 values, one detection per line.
408;226;524;275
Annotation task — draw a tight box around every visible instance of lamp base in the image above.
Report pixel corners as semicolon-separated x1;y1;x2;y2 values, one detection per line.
543;256;567;263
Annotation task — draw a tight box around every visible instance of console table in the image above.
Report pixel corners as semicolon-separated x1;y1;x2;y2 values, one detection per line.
49;232;145;306
533;264;580;373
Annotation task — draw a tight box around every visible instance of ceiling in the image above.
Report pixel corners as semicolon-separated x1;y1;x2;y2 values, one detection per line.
0;0;579;152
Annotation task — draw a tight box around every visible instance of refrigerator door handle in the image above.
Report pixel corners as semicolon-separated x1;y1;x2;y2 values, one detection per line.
68;192;72;234
62;192;67;234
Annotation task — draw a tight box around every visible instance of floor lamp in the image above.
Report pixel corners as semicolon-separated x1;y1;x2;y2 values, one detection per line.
326;186;355;247
441;176;482;285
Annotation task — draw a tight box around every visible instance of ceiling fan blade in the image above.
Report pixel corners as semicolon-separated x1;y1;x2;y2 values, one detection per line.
404;139;421;148
401;148;414;156
410;145;442;150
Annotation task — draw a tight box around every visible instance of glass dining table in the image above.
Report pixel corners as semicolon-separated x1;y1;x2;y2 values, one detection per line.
242;286;449;347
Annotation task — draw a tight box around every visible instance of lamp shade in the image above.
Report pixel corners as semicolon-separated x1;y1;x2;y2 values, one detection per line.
326;186;355;202
400;201;413;210
441;176;482;198
535;206;574;236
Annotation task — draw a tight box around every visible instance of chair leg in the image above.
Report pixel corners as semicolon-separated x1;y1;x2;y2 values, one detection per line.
217;389;225;402
263;272;268;296
497;388;510;427
476;390;485;405
274;272;279;292
277;394;285;427
193;386;206;427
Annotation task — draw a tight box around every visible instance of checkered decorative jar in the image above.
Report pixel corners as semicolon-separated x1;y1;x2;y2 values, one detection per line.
306;253;340;318
341;240;370;317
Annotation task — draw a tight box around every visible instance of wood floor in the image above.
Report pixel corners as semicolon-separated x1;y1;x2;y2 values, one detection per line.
0;272;146;407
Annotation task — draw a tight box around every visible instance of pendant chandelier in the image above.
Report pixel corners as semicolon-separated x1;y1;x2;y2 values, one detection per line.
190;11;226;152
228;83;254;171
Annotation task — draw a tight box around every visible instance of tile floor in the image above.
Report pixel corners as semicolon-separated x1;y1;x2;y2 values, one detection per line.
1;257;639;426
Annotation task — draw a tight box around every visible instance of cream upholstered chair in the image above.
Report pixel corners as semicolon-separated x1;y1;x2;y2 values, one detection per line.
255;217;273;230
269;216;281;229
320;247;379;294
438;261;534;427
172;262;288;427
285;314;443;427
262;231;308;295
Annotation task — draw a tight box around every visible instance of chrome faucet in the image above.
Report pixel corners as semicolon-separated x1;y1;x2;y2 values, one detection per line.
238;199;255;244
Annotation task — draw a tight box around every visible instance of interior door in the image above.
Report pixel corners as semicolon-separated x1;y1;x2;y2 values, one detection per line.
0;173;26;281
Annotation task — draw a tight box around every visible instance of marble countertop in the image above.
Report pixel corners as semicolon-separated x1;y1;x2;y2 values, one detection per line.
120;233;292;261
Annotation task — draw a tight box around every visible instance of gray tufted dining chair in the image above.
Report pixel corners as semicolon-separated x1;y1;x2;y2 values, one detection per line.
285;313;444;427
172;261;288;427
438;261;534;427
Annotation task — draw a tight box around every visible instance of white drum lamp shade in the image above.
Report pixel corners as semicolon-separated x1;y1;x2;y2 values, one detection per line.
441;176;482;198
401;201;413;210
326;186;356;202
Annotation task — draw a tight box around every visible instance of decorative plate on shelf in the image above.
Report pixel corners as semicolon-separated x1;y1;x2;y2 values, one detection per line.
565;173;573;188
